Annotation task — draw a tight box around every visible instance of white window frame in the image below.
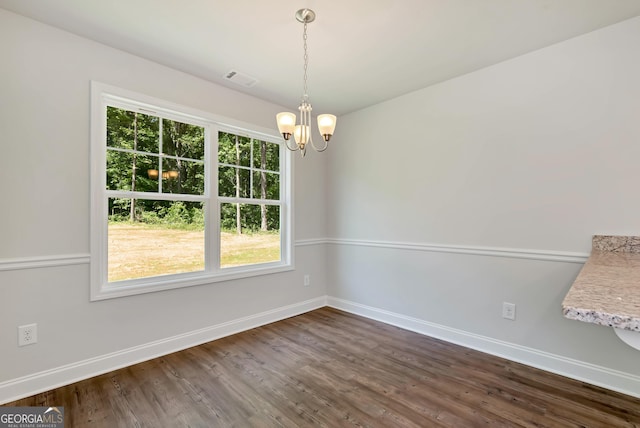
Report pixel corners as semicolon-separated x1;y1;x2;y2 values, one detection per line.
90;81;293;301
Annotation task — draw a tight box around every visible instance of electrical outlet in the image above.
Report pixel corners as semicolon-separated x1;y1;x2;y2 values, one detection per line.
304;274;311;286
18;323;38;346
502;302;516;321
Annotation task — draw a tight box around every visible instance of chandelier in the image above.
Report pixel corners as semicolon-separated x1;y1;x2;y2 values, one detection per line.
276;9;336;157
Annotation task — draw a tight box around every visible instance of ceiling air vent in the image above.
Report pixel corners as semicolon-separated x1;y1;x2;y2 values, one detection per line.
223;70;259;88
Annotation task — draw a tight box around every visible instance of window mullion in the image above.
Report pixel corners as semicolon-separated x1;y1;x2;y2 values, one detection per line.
219;196;281;206
249;137;254;199
219;161;278;175
158;117;163;193
106;190;206;202
207;125;218;272
107;147;204;164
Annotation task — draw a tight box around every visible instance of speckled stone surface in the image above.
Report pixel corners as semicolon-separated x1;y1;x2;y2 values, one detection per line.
562;235;640;332
592;235;640;253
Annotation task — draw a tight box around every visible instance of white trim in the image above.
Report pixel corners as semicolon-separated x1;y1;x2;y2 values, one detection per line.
0;236;321;273
0;254;91;272
2;295;638;404
327;297;640;399
0;239;587;272
295;238;327;247
0;296;327;405
326;238;589;264
106;191;207;202
91;264;295;301
94;82;281;140
89;81;294;301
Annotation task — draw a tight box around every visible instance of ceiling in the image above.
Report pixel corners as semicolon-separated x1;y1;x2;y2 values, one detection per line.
2;0;640;116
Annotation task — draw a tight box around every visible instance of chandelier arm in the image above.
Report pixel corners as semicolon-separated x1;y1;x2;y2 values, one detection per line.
284;138;301;152
309;137;329;152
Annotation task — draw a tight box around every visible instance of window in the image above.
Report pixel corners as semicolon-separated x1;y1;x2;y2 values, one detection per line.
90;82;292;300
218;132;283;268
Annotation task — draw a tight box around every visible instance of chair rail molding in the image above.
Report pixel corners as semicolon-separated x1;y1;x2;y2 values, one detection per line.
325;238;589;264
0;254;91;272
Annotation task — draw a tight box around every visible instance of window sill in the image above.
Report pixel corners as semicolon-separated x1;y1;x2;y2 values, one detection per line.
90;262;294;301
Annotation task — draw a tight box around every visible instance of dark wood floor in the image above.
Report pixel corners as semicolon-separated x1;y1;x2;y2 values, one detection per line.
5;307;640;427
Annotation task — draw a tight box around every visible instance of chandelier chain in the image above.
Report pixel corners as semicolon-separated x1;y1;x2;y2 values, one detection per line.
303;21;309;101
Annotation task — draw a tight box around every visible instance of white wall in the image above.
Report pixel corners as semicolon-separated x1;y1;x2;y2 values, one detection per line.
3;5;640;403
327;16;640;396
0;9;327;402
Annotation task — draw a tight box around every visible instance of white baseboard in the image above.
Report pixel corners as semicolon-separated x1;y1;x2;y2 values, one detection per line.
327;296;640;399
4;294;638;405
0;296;327;405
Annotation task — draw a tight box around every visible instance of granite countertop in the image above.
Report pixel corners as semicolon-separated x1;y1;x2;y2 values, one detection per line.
562;235;640;332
